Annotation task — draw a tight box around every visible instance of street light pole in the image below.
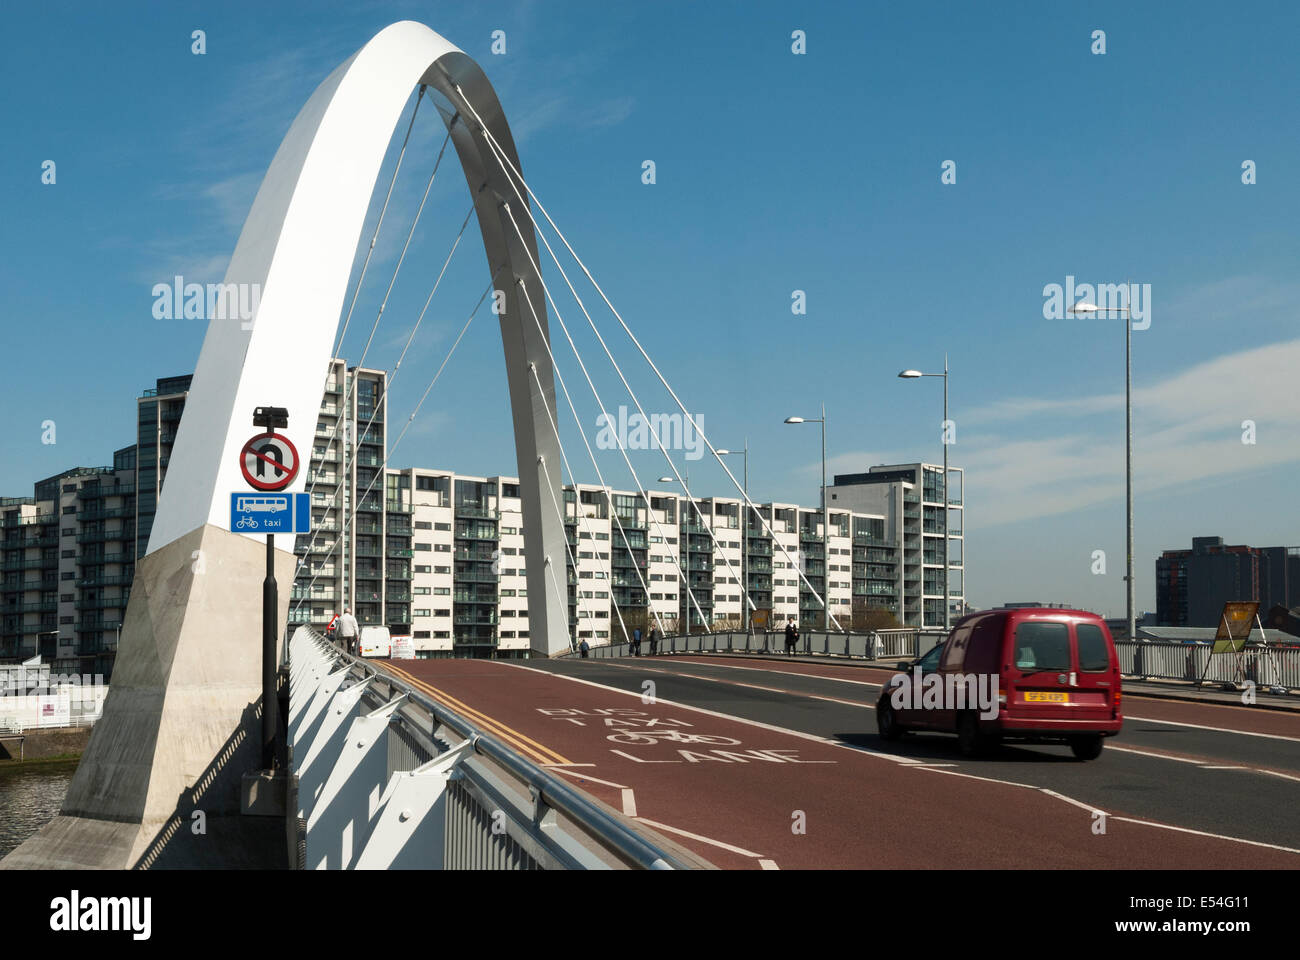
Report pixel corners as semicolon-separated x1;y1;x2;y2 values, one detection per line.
718;444;751;634
1069;297;1136;645
898;365;951;630
784;409;829;631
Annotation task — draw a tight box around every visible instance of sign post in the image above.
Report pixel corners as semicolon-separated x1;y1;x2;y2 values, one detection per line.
241;407;295;770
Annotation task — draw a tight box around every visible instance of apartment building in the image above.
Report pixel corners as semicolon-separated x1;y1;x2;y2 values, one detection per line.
1;450;138;677
3;363;949;669
827;462;965;630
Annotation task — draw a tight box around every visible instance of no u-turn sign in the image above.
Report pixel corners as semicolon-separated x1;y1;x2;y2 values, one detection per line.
239;432;300;491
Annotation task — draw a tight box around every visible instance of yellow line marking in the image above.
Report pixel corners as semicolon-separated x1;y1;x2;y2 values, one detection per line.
381;662;570;765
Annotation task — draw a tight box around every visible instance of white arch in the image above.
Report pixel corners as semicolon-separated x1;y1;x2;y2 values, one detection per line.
152;20;569;656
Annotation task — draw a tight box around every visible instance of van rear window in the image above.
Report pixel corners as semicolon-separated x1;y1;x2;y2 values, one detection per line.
1012;622;1071;672
1076;623;1111;672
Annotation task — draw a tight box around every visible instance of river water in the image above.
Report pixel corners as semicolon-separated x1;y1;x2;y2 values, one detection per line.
0;760;76;859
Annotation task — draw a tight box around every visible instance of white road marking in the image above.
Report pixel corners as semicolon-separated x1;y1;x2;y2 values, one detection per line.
759;859;780;870
1126;714;1300;743
543;762;597;768
916;766;1300;855
550;768;628;790
1198;765;1247;770
595;660;874;709
621;788;638;817
633;816;767;859
671;657;885;688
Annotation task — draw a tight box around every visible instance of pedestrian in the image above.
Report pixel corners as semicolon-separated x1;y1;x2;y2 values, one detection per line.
579;638;590;659
649;624;661;656
631;626;642;657
336;607;359;657
784;618;797;655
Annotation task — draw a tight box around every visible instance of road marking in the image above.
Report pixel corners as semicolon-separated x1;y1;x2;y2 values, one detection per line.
381;663;570;765
550;769;628;790
670;657;885;688
1108;745;1205;765
621;788;638;817
1107;816;1300;855
1123;714;1300;743
592;660;876;709
759;859;780;870
508;662;915;763
915;766;1300;855
543;762;596;768
1198;765;1247;770
632;816;767;859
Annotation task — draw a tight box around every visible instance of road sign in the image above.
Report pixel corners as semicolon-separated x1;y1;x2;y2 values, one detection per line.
230;492;312;533
239;432;300;491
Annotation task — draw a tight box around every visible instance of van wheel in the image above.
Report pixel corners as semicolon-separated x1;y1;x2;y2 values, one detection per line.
877;702;905;741
1070;735;1104;761
956;713;986;757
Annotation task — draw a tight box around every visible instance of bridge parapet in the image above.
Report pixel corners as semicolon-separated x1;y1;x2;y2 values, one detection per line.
289;627;686;869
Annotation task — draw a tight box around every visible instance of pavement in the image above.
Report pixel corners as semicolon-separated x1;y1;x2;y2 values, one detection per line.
371;652;1300;870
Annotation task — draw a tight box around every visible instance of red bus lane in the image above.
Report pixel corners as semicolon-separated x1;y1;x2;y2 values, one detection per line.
377;658;1300;869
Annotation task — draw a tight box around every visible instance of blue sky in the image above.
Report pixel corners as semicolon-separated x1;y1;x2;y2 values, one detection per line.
2;0;1299;616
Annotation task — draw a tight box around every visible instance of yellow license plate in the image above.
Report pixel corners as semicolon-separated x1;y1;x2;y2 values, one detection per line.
1025;691;1070;703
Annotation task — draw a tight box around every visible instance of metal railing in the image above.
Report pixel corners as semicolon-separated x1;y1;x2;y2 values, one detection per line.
290;626;687;869
1115;640;1300;692
572;628;948;661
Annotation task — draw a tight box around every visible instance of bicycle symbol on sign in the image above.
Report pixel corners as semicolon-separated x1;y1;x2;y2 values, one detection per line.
236;516;255;530
605;729;741;746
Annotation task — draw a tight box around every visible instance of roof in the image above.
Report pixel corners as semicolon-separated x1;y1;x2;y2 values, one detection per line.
1137;626;1296;644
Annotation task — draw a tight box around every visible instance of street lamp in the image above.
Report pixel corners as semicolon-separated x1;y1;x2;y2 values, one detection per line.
717;443;752;633
898;359;951;630
784;405;828;630
1069;296;1136;646
658;473;692;633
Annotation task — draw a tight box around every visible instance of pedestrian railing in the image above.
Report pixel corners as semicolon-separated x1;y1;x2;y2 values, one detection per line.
577;629;948;661
289;626;687;869
1115;640;1300;692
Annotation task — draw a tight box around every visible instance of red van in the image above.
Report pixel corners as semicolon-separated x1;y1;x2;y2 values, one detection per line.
876;608;1123;760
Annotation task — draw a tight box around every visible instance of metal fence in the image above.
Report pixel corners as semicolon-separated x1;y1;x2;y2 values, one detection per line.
289;626;687;869
576;634;1298;693
1116;640;1300;691
577;628;948;661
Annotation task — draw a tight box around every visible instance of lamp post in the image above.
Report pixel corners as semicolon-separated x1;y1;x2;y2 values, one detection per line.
659;472;691;633
785;406;827;630
898;360;951;630
717;443;751;634
1069;296;1136;647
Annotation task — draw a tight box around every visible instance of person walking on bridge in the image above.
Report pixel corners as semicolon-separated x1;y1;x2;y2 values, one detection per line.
649;624;661;656
785;618;799;655
336;607;359;656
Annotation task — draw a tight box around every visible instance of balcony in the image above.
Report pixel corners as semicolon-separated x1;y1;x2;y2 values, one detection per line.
455;527;499;542
386;592;412;603
78;575;133;587
77;529;129;545
454;570;498;583
77;485;134;500
387;548;414;558
454;613;498;626
1;558;47;572
386;568;412;581
455;504;498;519
385;502;413;515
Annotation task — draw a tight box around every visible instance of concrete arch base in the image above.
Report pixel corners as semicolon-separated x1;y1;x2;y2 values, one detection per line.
1;524;293;869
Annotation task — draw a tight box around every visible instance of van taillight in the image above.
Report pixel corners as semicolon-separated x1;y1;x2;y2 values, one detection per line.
1113;687;1121;717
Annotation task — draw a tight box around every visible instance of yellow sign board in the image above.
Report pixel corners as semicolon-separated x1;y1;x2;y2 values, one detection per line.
1212;601;1258;654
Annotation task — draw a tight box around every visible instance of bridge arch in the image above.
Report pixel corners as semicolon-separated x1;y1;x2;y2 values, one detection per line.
153;20;569;656
0;22;569;869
